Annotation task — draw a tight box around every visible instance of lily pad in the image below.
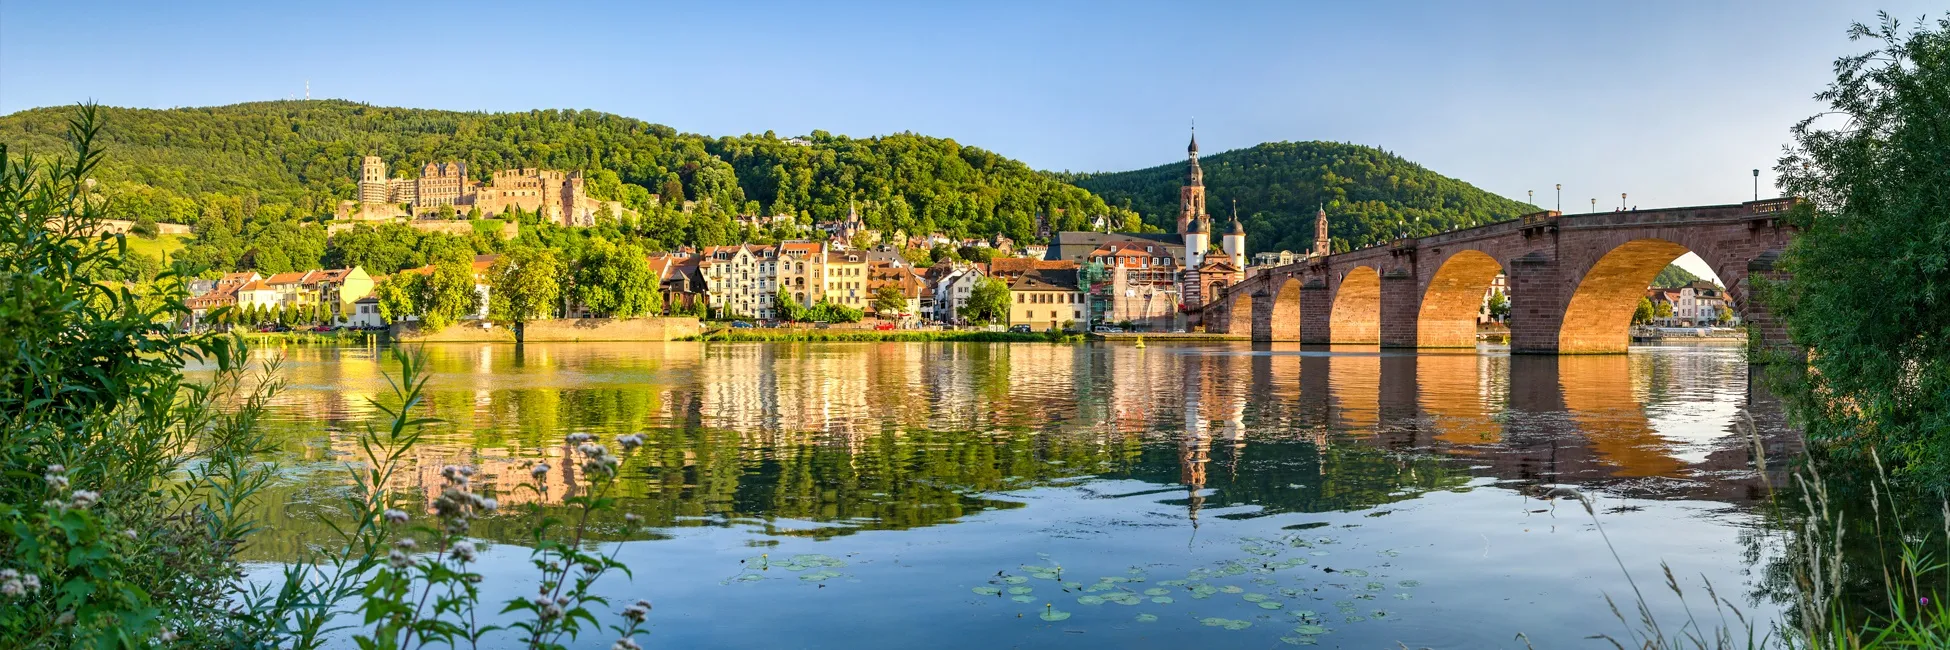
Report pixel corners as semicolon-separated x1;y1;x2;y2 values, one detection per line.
1107;593;1142;605
1294;623;1330;635
1076;595;1105;605
1282;636;1319;646
973;587;1002;596
1219;585;1244;594
1084;583;1113;593
1258;601;1284;610
1341;569;1369;578
1397;580;1421;588
735;574;763;582
1292;610;1320;621
1151;596;1174;604
1010;595;1035;603
1364;581;1385;591
1135;613;1158;623
1159;579;1188;587
1040;609;1072;622
1002;576;1028;584
1007;586;1034;596
1143;588;1170;596
1063;581;1082;589
1344;614;1367;623
1242;592;1269;602
1393;593;1412;600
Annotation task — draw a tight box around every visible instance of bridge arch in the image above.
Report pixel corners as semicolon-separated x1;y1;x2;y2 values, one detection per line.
1417;250;1503;348
1330;266;1380;344
1225;289;1252;335
1259;277;1302;341
1559;238;1725;354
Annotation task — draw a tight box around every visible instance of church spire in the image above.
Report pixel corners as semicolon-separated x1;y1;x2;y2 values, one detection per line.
1178;126;1207;234
1312;203;1331;257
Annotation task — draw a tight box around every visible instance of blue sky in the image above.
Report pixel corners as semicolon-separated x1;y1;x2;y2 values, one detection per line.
0;1;1933;212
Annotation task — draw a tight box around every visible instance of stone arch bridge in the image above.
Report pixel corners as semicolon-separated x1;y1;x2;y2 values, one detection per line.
1197;200;1798;354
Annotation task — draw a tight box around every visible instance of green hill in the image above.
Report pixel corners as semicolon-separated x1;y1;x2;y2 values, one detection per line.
0;100;1140;250
1;102;1532;274
1063;141;1536;254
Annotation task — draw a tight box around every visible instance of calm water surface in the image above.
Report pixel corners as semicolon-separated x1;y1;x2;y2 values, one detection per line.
230;341;1799;649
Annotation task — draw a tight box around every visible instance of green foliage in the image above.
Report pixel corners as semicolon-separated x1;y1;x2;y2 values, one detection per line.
1633;297;1655;325
1652;264;1702;288
963;278;1011;325
803;300;864;323
1066;141;1534;253
1487;292;1509;322
774;291;807;322
372;274;419;324
872;285;908;316
487;247;563;332
0;106;285;647
1770;12;1950;484
571;238;661;318
418;256;480;330
129;216;158;239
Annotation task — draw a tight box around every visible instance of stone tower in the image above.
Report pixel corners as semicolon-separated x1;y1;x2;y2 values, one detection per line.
1312;204;1331;257
1177;131;1207;235
1222;200;1246;262
359;156;388;204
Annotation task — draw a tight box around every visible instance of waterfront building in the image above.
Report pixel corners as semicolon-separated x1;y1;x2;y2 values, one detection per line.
700;244;779;319
1008;268;1085;331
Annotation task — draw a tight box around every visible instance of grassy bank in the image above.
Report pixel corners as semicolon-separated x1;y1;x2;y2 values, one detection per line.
687;328;1082;343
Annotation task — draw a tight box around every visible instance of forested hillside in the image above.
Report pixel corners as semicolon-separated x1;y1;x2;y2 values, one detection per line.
0;101;1141;257
1;102;1533;275
1065;141;1535;254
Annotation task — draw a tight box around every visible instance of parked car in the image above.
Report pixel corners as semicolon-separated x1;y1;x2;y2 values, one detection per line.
874;322;896;331
730;321;754;329
1009;325;1032;333
312;325;333;333
1098;326;1123;333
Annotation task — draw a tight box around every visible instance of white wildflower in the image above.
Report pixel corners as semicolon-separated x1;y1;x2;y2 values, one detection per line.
388;549;411;569
530;462;550;478
451;541;477;563
68;490;99;509
383;509;410;525
611;637;642;650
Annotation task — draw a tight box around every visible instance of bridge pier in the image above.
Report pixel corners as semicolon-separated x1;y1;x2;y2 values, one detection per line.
1300;280;1332;344
1508;251;1567;354
1379;267;1421;348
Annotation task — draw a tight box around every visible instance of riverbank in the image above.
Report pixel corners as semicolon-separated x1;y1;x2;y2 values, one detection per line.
687;328;1082;343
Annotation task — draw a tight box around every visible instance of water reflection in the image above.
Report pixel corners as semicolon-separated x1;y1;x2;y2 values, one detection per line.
222;341;1795;648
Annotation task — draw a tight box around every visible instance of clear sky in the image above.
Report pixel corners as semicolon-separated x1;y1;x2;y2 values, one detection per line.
0;2;1932;226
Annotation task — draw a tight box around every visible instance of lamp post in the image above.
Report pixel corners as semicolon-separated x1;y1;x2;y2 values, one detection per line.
1555;184;1561;212
1621;193;1628;210
1590;198;1596;213
1528;189;1534;206
1752;169;1760;201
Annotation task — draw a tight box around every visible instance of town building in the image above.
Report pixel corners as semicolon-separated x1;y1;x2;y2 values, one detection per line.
935;265;986;324
866;263;926;320
822;250;870;310
699;244;779;319
646;253;706;313
1009;268;1085;331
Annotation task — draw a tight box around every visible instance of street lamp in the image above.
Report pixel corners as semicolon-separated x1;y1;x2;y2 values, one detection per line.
1527;189;1534;206
1621;193;1628;210
1590;198;1596;213
1752;169;1760;201
1555;184;1561;212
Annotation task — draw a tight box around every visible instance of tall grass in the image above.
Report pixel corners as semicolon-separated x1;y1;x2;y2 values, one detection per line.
1571;413;1949;649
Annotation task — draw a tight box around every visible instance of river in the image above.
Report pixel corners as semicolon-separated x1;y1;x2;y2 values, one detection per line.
226;341;1800;648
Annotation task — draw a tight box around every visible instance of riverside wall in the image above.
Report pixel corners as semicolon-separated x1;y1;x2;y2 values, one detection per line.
392;317;702;342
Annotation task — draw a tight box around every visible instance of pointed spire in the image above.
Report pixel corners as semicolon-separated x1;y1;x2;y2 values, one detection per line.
1187;121;1198;155
1229;199;1245;235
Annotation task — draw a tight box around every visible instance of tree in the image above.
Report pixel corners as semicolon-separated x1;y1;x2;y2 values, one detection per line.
129;215;159;239
1486;292;1510;322
775;290;808;322
1654;301;1673;321
417;255;480;330
1632;296;1656;325
572;239;661;318
1715;305;1734;325
488;247;563;344
872;285;908;317
1769;12;1950;484
964;278;1011;325
373;273;422;323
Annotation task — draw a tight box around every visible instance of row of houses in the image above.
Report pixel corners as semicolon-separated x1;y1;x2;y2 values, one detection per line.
186;268;381;327
1647;281;1735;327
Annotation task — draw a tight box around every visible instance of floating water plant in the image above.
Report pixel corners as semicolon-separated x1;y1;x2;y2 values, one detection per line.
1011;595;1035;603
1241;592;1269;602
973;586;1002;596
1281;636;1319;645
1039;604;1071;622
1397;580;1420;588
1135;613;1158;623
1075;595;1105;605
1293;623;1330;635
1151;596;1173;604
1258;601;1284;610
1142;588;1170;596
1002;575;1029;584
1007;586;1033;595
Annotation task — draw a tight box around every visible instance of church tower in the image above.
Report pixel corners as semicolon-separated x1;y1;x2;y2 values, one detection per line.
1177;130;1207;235
1311;204;1331;257
1221;199;1246;262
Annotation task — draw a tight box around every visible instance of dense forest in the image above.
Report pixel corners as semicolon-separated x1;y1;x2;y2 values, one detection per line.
0;101;1535;274
1064;141;1536;254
